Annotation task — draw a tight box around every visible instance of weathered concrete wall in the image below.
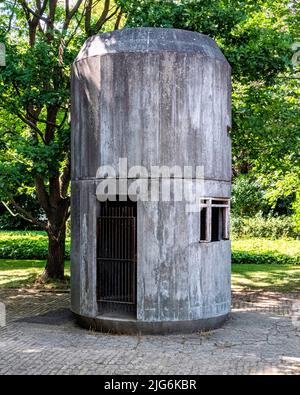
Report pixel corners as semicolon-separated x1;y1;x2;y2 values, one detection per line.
71;28;232;331
72;28;231;181
137;187;231;322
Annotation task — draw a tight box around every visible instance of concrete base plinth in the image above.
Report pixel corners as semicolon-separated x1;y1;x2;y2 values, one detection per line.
74;313;229;335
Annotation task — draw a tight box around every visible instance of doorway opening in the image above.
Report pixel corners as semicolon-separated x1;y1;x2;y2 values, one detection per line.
97;198;137;318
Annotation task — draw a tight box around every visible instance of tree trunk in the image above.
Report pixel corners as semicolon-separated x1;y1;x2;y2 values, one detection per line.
44;222;66;280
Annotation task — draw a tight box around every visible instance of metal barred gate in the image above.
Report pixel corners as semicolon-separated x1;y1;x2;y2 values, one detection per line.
97;200;137;317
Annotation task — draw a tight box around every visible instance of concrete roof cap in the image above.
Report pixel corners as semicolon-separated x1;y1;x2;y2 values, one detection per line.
75;27;229;64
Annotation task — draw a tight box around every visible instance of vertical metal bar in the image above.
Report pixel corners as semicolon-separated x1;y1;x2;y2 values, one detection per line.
125;207;128;302
132;206;135;304
97;218;100;302
129;207;132;303
113;205;116;300
117;206;122;301
119;209;122;302
97;200;137;315
109;204;112;300
206;199;212;242
107;215;109;299
224;204;230;240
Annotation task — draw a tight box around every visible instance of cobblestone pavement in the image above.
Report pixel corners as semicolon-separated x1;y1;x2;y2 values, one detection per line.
0;289;300;375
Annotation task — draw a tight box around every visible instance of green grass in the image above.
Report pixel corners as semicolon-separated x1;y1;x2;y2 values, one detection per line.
232;238;300;256
0;259;70;290
0;232;300;291
1;259;299;293
232;264;300;293
232;238;300;265
1;231;300;264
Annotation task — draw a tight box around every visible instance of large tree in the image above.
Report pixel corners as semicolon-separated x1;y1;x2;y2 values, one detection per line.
0;0;299;280
0;1;123;279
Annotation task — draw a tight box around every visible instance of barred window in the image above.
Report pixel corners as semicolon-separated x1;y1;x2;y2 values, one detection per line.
200;198;230;242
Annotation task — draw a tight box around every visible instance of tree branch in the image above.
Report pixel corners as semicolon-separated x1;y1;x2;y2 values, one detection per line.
44;105;59;144
84;0;93;35
47;0;58;33
93;0;111;33
35;174;51;213
114;9;123;30
49;174;61;207
102;5;120;27
6;0;17;33
64;0;84;29
3;199;47;229
60;151;71;198
15;111;46;144
20;0;49;23
27;110;59;128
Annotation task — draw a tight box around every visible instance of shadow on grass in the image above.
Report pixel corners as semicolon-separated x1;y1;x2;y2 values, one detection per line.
0;260;46;270
0;260;70;290
0;271;40;289
232;264;300;293
0;272;71;290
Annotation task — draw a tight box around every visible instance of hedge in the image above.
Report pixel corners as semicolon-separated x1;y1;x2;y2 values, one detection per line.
232;238;300;265
231;214;298;239
0;231;70;260
0;232;299;265
232;251;300;265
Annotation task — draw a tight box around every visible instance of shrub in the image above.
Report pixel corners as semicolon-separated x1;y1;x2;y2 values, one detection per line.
231;213;298;239
231;175;266;217
1;232;299;266
232;251;300;265
0;231;70;260
232;238;300;265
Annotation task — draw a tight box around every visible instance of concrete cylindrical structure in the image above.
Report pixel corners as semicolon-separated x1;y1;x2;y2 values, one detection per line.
71;28;232;334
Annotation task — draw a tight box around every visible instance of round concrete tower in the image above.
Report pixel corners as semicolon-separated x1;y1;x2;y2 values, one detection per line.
71;28;232;334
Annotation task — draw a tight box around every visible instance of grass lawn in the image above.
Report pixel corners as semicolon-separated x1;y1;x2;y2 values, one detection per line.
232;264;300;293
1;259;300;293
0;259;70;290
232;238;300;257
0;233;300;292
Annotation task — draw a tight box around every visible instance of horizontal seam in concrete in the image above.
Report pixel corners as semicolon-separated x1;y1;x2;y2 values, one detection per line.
71;178;232;182
73;52;231;66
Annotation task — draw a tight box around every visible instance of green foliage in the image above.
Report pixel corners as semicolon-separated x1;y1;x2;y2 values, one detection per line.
0;24;76;202
232;80;300;176
1;231;299;269
293;192;300;233
118;0;300;216
231;175;266;217
118;0;295;81
0;194;44;230
0;231;70;259
256;168;300;221
231;213;297;239
0;210;37;230
0;0;299;265
0;2;123;278
232;238;300;264
232;251;300;265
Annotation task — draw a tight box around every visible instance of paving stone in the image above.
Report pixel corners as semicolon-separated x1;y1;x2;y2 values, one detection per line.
0;289;299;375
